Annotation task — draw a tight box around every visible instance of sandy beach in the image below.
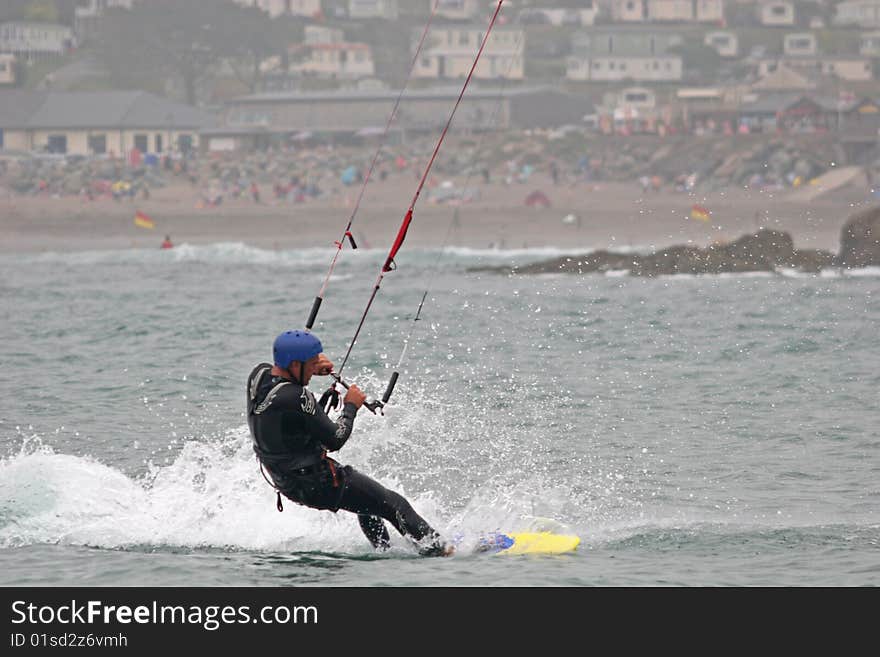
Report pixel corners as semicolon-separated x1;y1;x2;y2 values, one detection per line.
0;174;871;254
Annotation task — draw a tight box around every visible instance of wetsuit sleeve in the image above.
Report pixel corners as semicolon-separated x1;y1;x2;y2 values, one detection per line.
309;402;359;452
284;386;358;452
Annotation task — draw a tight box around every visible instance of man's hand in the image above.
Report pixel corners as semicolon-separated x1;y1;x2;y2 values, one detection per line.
344;384;366;409
314;354;334;376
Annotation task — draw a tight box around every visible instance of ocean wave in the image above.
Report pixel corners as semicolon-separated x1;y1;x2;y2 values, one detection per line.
0;434;378;553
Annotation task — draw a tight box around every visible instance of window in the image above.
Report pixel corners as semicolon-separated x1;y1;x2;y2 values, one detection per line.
88;134;106;154
625;92;648;103
47;135;67;154
155;134;163;153
771;6;786;17
134;134;149;153
178;134;193;154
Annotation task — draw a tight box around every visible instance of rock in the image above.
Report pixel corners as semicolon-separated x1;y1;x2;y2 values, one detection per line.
471;230;837;277
838;205;880;268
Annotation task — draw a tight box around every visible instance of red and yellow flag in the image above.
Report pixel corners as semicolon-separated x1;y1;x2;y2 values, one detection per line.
134;210;155;229
690;204;711;222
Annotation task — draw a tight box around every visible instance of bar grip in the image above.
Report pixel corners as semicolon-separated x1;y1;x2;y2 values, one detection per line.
306;296;323;330
382;371;400;404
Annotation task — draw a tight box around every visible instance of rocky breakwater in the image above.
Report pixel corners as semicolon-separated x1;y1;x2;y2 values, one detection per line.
838;206;880;268
470;207;880;277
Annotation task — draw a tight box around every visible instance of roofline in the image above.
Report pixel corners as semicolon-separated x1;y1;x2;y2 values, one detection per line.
227;86;559;104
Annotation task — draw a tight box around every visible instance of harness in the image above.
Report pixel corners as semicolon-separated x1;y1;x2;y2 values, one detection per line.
249;367;342;512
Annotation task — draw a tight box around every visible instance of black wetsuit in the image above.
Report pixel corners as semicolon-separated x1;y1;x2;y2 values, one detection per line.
246;363;445;554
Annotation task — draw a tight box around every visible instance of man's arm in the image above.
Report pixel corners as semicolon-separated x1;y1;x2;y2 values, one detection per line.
300;385;366;452
303;385;366;452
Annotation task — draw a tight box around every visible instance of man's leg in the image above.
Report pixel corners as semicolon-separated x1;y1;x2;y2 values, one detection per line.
358;514;391;550
338;467;449;555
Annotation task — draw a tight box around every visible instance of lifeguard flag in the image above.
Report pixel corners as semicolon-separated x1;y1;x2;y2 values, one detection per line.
134;210;155;229
690;204;711;222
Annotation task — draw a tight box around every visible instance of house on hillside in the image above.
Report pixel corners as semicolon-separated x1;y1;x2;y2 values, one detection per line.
0;22;74;62
436;0;482;21
607;0;724;23
704;30;738;57
414;26;524;80
757;1;795;26
0;54;16;86
610;0;645;22
291;42;375;79
348;0;398;20
834;1;880;28
234;0;324;18
758;57;873;83
783;33;817;57
861;32;880;56
567;30;683;82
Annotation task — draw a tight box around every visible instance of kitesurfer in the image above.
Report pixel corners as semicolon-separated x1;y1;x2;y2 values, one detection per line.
247;330;453;557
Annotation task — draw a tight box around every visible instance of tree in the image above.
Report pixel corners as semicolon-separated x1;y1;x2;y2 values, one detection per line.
206;7;304;93
24;0;59;23
0;0;31;22
668;42;722;85
92;0;288;105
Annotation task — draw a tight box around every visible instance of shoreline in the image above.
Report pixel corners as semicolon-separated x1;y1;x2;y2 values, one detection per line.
1;177;871;254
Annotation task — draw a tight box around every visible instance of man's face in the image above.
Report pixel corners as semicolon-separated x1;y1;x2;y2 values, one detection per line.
299;355;322;385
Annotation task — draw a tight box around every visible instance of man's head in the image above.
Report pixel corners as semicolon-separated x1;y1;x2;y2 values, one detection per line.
273;330;323;385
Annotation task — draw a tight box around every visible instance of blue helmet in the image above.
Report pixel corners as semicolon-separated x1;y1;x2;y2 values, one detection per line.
273;330;323;369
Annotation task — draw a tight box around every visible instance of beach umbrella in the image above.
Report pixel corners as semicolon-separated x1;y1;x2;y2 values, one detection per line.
341;165;358;185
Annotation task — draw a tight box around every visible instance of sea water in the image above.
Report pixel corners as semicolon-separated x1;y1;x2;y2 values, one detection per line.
1;243;878;586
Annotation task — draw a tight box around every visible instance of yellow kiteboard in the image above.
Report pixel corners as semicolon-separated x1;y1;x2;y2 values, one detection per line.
475;531;580;555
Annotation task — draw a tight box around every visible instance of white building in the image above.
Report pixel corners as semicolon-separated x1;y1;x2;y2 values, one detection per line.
834;1;880;28
436;0;481;21
304;25;344;44
861;31;880;56
520;7;599;26
0;54;16;86
705;30;738;57
758;1;795;26
608;0;724;23
414;26;524;80
758;57;873;82
0;22;74;62
610;0;645;22
616;86;657;110
783;33;817;57
236;0;324;18
292;42;375;79
694;0;725;22
567;30;683;82
0;90;211;156
348;0;399;20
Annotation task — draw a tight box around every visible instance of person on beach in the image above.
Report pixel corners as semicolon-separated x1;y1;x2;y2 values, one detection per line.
161;235;173;249
246;330;453;557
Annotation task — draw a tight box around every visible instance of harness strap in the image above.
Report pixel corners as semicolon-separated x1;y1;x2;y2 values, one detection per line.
324;453;340;489
258;460;284;513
